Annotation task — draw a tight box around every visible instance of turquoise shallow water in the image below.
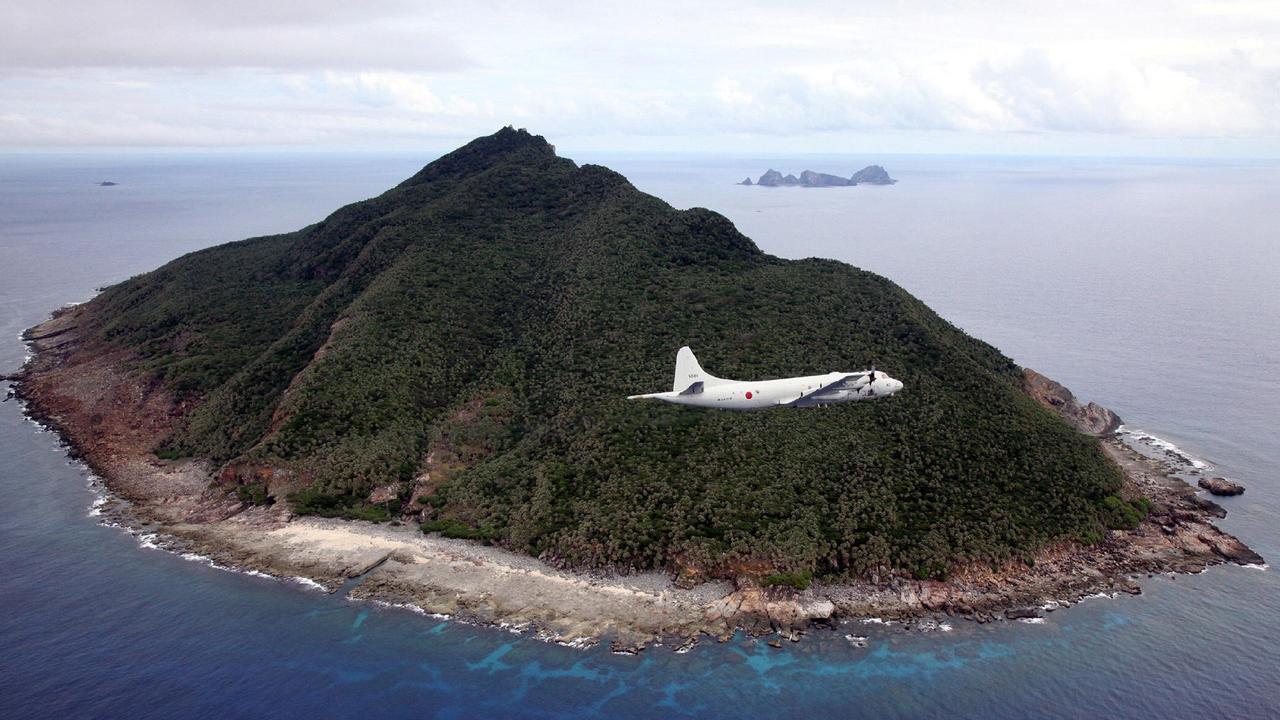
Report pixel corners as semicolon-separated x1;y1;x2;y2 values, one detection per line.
1;152;1277;719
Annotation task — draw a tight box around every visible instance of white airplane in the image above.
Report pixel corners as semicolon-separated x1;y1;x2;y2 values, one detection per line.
627;346;903;410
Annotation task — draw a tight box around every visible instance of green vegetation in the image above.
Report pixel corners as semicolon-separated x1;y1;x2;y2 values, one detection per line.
420;518;496;542
80;127;1128;581
236;481;271;506
763;570;813;591
289;487;392;522
1100;495;1151;531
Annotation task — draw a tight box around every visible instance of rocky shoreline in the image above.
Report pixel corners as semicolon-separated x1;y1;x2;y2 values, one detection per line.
8;304;1264;653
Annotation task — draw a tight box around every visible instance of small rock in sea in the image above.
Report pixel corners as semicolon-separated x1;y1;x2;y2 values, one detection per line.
844;634;868;647
99;181;118;186
1198;477;1245;496
674;637;698;653
767;638;783;648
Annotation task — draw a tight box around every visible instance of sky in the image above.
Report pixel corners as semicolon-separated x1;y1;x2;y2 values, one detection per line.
2;0;1279;157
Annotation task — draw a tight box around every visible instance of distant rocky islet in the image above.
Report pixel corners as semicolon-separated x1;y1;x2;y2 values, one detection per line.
741;165;895;187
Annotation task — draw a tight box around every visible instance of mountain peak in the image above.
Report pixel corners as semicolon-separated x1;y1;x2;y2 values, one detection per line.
397;126;560;189
473;125;555;155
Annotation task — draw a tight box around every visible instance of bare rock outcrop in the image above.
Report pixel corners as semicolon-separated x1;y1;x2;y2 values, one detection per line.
1023;368;1122;436
798;170;852;187
756;169;785;186
848;165;895;185
1198;477;1245;496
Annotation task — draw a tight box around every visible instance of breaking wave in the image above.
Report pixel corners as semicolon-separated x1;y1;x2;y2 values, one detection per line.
1116;426;1211;472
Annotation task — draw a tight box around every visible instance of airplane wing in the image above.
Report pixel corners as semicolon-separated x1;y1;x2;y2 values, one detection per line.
776;371;871;406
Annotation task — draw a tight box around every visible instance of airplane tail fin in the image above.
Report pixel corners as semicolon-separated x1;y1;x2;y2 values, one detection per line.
673;346;726;392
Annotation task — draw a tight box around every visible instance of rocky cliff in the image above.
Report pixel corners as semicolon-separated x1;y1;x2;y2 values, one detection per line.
850;165;895;185
1023;368;1124;436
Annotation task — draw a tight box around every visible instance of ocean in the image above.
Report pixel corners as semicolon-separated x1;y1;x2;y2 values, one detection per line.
1;151;1277;719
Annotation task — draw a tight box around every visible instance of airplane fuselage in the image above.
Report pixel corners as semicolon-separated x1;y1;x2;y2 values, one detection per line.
650;371;902;410
628;347;904;410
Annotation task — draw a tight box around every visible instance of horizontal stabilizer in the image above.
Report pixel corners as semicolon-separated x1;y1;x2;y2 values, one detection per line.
626;391;673;401
679;381;704;395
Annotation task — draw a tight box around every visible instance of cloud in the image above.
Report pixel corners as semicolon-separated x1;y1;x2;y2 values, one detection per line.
683;49;1276;140
0;0;473;71
971;50;1272;136
1;0;1279;152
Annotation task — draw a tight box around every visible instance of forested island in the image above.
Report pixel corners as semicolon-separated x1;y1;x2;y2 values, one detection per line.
11;127;1259;651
